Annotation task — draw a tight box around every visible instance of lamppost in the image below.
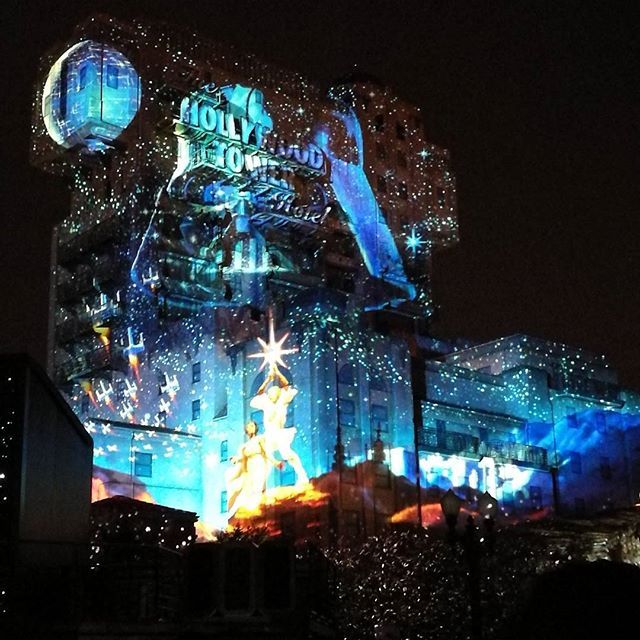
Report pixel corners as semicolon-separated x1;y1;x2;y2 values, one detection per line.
440;489;497;640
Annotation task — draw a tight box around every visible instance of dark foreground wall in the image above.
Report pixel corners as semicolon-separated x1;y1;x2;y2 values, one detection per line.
0;354;93;637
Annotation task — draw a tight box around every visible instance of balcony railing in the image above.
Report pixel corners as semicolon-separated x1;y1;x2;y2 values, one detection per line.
418;429;479;458
550;375;620;403
55;346;111;383
418;428;548;469
479;441;548;469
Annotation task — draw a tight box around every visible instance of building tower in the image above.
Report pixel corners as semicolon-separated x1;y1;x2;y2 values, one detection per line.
31;15;458;530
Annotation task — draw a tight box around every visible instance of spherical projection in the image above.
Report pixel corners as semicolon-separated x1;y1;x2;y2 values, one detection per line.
42;40;141;151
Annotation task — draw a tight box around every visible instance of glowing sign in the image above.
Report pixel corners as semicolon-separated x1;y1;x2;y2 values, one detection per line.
171;84;324;199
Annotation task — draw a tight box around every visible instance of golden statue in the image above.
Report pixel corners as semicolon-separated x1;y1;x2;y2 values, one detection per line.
250;363;308;487
225;420;282;517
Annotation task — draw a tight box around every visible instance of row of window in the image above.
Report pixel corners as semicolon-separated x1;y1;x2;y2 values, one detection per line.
77;63;121;90
80;363;205;415
376;177;448;207
376;175;408;199
376;144;408;169
338;364;387;390
338;398;389;433
565;410;609;434
372;115;411;140
566;451;612;478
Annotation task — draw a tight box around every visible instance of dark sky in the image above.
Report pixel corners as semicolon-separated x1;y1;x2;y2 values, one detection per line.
1;1;638;386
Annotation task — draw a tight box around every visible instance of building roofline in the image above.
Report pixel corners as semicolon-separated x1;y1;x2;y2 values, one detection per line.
444;333;605;365
0;353;93;448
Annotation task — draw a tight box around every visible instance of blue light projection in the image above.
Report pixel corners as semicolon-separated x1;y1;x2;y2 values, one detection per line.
314;98;416;307
42;40;141;151
33;20;640;539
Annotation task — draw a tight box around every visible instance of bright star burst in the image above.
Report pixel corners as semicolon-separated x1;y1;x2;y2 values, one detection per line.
248;316;299;371
405;227;426;256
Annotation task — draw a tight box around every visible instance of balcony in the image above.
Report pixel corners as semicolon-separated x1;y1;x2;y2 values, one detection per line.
418;428;548;469
58;216;122;265
57;269;95;304
479;441;548;469
418;428;479;458
54;346;112;383
550;374;620;404
55;312;94;344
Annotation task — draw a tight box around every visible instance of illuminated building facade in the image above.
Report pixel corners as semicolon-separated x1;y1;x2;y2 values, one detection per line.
31;15;640;534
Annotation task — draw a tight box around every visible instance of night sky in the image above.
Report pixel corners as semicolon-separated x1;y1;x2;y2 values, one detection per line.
1;1;638;387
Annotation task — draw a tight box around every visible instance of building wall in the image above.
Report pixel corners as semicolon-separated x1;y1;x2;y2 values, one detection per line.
29;15;640;532
0;355;93;634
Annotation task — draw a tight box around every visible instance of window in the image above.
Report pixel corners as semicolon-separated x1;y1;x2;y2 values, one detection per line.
106;64;119;89
157;371;166;395
397;150;407;169
398;182;408;200
78;64;88;89
134;452;153;478
59;64;68;118
502;491;515;513
192;399;201;421
220;440;228;462
192;362;201;384
220;490;228;513
369;373;387;392
529;485;543;510
214;383;228;419
599;456;612;480
341;274;355;293
371;404;389;433
569;451;582;474
395;122;406;140
376;142;386;160
116;379;125;402
377;175;387;193
338;398;356;429
338;364;355;385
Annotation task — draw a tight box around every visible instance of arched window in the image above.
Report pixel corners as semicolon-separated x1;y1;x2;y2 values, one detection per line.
338;364;355;385
338;363;357;432
368;372;387;392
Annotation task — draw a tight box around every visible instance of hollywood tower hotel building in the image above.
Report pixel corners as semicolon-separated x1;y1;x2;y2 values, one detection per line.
31;15;640;531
